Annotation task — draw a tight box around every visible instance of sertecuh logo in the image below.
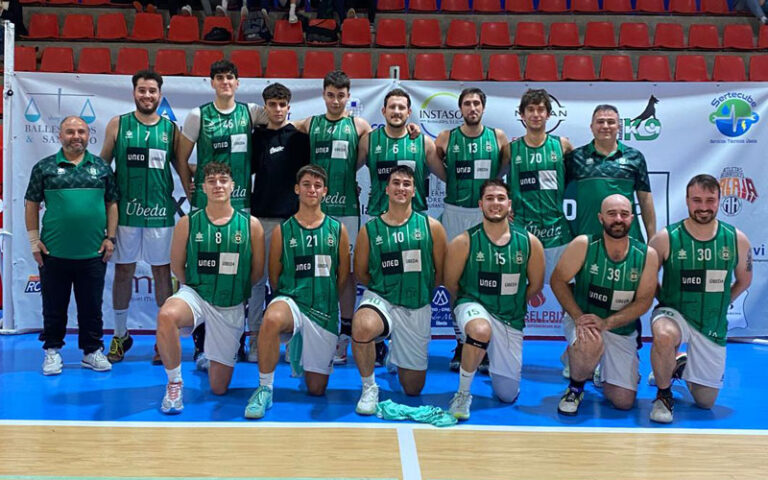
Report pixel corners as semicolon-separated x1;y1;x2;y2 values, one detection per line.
709;93;759;137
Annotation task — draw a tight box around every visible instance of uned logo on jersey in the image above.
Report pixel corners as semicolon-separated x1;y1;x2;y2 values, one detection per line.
719;167;758;217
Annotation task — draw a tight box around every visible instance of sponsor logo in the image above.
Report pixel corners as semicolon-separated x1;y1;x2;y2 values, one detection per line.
418;92;462;139
157;97;177;122
195;232;204;242
125;200;167;219
348;98;364;117
23;89;99;144
289;237;298;248
709;92;759;138
432;288;450;306
619;95;662;142
25;275;41;293
475;251;485;262
719;167;758;216
270;146;285;155
515;93;568;134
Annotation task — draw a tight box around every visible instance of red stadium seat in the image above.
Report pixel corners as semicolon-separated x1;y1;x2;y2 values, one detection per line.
637;55;671;81
410;19;442;47
473;0;502;12
413;53;447;80
480;22;511;47
377;0;405;10
40;47;74;73
154;49;188;76
450;54;483;81
191;50;224;76
61;14;94;40
538;0;568;12
376;18;406;47
129;12;164;42
562;55;596;81
636;0;665;12
653;23;684;49
341;18;371;46
445;20;477;48
25;13;59;39
77;47;112;73
759;25;768;48
441;0;470;11
487;53;521;81
723;24;755;50
701;0;729;14
201;16;233;43
603;0;633;12
524;54;558;81
514;22;546;47
303;50;335;78
674;55;709;81
376;53;410;79
688;24;720;49
619;22;650;48
572;0;600;12
505;0;533;11
599;55;634;81
341;52;373;78
669;0;697;13
272;19;304;45
96;13;128;41
713;55;746;81
408;0;437;11
549;22;581;48
15;46;37;72
115;47;149;74
230;49;261;77
265;50;299;78
748;55;768;80
584;21;616;48
167;15;200;43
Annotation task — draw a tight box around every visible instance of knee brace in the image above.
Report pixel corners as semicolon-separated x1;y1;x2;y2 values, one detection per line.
465;333;489;350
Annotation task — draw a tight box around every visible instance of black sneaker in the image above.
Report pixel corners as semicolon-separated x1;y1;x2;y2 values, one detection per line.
237;333;247;363
152;343;162;365
672;352;687;380
449;341;462;372
477;352;490;374
374;340;388;367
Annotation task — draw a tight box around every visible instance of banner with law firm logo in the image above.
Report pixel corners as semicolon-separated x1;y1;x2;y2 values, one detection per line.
5;74;768;339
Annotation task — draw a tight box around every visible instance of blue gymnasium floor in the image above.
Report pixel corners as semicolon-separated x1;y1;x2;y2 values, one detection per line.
1;333;767;429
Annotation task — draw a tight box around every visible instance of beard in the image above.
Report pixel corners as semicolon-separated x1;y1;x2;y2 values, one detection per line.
690;209;716;224
135;99;159;115
483;210;509;223
464;115;482;126
603;221;629;239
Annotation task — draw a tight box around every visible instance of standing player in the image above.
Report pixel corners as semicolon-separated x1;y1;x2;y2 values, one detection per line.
443;179;544;420
358;88;446;218
550;195;658;416
351;166;447;414
100;70;181;364
244;165;350;419
435;87;510;372
648;175;751;423
156;162;264;414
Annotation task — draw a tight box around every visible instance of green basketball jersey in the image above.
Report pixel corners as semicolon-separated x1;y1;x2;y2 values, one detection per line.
277;215;342;334
444;126;501;207
185;209;252;307
113;113;177;228
507;135;572;248
366;212;434;309
573;235;648;336
192;102;252;211
659;220;738;346
309;115;359;217
456;222;531;331
366;129;428;216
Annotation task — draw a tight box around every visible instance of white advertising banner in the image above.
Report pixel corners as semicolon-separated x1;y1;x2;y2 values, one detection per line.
4;73;767;340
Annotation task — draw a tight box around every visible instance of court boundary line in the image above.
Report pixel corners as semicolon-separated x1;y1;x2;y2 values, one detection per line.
397;426;422;480
2;419;768;436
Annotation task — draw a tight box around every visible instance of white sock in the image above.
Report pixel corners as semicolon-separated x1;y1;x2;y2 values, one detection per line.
165;366;182;384
458;367;475;393
259;370;274;389
361;373;376;387
113;309;129;337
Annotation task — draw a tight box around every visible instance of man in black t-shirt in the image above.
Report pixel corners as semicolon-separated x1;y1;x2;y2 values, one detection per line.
248;83;310;362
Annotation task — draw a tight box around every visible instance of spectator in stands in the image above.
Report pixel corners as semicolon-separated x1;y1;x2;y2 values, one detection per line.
242;0;302;24
733;0;768;24
1;0;28;51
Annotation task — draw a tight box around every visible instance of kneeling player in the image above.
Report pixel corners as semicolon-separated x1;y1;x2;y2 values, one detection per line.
156;162;265;414
443;179;544;420
244;165;350;419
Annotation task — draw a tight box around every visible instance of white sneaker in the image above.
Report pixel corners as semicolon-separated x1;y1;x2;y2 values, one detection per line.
81;349;112;372
216;4;226;16
592;364;603;388
650;395;674;424
333;335;349;365
42;349;63;376
161;381;184;414
180;4;192;15
240;5;248;20
195;352;210;371
247;337;258;363
448;391;472;420
288;4;297;23
355;383;379;415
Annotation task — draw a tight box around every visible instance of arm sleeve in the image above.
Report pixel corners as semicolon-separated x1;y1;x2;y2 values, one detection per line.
24;163;45;202
181;107;202;143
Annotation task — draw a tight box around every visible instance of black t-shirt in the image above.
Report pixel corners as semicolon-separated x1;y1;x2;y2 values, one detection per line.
251;124;310;218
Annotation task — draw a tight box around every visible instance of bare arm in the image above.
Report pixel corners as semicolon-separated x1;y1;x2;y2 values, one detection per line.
526;233;545;301
291;116;311;134
337;224;351;293
355;116;372;138
637;190;657;240
424;137;447;182
497;129;511;178
99;116;119;164
549;235;589;320
353;224;371;286
250;216;266;286
268;225;283;290
603;247;659;331
170;216;190;284
356;131;370;170
648;228;669;300
560;136;574;155
429;217;447;287
731;229;753;303
443;232;469;301
98;201;118;262
168;124;190;198
25;201;47;266
175;134;195;199
434;130;449;163
406;122;421;139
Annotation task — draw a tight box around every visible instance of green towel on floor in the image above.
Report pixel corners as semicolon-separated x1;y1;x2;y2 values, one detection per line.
375;399;458;427
288;333;304;378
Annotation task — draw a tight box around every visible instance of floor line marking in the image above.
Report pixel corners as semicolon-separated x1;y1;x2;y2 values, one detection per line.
397;426;422;480
1;419;768;436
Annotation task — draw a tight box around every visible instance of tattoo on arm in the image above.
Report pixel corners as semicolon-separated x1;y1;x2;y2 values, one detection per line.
747;249;753;272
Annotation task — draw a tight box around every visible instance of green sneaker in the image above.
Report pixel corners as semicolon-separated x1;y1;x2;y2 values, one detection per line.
107;333;133;363
244;386;273;419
